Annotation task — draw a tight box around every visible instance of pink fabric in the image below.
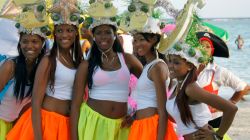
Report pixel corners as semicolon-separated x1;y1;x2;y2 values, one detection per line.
161;24;176;34
129;74;138;94
128;75;138;116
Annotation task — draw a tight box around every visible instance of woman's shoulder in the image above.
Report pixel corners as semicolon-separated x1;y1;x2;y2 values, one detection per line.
40;55;51;65
185;82;201;94
122;52;133;59
0;59;15;72
0;59;15;84
123;53;140;63
149;60;168;73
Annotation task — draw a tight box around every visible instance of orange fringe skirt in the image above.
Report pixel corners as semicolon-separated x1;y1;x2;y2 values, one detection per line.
6;108;69;140
128;114;178;140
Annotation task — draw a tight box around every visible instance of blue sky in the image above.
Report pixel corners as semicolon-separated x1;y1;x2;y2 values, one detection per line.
173;0;250;18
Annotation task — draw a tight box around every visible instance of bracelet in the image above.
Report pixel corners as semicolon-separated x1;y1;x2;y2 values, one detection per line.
213;133;223;140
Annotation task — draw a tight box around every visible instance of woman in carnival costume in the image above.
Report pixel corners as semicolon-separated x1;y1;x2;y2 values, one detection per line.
196;31;250;110
70;1;143;140
0;1;50;139
6;0;83;139
117;0;178;139
164;12;238;139
195;31;250;139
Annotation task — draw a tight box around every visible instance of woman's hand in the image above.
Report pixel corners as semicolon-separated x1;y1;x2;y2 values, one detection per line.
193;125;215;140
121;115;134;128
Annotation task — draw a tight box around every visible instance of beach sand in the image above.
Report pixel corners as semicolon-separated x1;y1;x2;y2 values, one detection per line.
227;95;250;140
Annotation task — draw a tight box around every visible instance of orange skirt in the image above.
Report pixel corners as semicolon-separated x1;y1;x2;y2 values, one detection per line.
128;114;178;140
6;108;69;140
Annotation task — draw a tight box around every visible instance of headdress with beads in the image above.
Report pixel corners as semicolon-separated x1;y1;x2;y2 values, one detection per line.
119;0;178;34
0;0;51;38
48;0;84;26
167;13;210;68
83;0;119;30
154;0;209;68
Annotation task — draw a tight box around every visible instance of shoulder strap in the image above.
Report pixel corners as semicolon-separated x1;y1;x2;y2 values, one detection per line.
147;59;165;74
0;54;7;65
0;80;14;101
0;55;15;102
117;53;126;67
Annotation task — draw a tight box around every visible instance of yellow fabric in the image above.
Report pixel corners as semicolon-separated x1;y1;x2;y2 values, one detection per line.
78;103;130;140
213;128;232;140
0;119;12;140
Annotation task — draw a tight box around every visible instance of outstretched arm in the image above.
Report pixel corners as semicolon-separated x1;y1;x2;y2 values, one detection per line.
186;83;238;138
70;60;89;140
230;85;250;103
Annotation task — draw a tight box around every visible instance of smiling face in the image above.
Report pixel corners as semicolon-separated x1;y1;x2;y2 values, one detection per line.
132;33;156;57
19;34;44;62
200;40;213;57
93;25;116;51
167;54;193;80
54;24;78;49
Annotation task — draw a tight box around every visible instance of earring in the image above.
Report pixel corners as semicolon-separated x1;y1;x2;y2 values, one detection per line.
155;49;159;59
113;36;116;40
93;38;95;41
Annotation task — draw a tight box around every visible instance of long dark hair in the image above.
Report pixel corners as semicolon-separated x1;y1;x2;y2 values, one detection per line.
13;33;46;101
176;66;198;126
87;25;124;89
48;25;83;92
139;33;166;63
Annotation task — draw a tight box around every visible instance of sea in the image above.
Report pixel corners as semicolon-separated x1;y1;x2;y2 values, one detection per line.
203;18;250;100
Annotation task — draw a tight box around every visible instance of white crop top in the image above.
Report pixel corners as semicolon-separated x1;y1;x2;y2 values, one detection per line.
132;59;170;110
46;59;76;100
89;53;130;102
166;80;212;135
0;79;30;122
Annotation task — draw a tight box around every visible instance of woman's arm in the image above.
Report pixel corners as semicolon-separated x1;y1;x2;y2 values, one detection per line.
70;61;89;140
230;85;250;103
31;56;51;140
150;62;169;140
186;83;238;137
124;53;143;78
0;60;15;91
